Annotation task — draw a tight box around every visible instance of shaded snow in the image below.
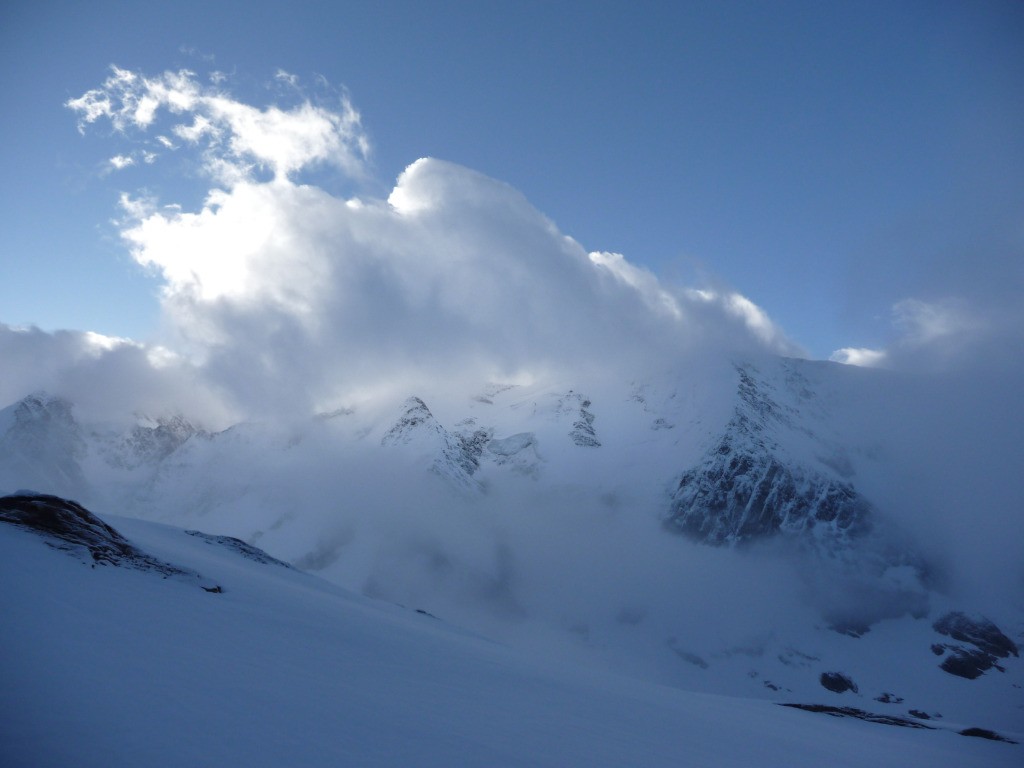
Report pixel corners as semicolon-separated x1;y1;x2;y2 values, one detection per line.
1;511;1018;767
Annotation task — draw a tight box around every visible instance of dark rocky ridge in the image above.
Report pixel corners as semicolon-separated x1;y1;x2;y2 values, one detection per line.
668;446;869;546
380;397;485;490
819;671;858;694
780;703;934;729
958;727;1018;744
667;366;870;549
0;493;220;592
558;391;600;447
781;704;1018;744
932;611;1019;679
0;492;188;575
109;414;202;469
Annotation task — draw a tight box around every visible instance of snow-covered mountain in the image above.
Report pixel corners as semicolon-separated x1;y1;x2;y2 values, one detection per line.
1;355;1022;759
1;492;1018;767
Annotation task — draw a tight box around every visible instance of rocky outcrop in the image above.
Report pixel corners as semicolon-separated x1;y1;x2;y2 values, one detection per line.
780;704;934;730
106;415;202;469
782;703;1018;743
958;727;1018;744
820;671;858;694
668;443;869;546
381;397;484;490
666;366;870;549
932;612;1019;679
1;493;186;576
556;392;600;447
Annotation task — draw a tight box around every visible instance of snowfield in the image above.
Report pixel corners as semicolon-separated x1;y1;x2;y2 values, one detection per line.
1;506;1018;768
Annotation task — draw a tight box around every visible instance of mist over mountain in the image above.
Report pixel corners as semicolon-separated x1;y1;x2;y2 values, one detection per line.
2;66;1022;762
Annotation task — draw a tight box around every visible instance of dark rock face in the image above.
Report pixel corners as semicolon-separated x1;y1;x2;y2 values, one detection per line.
667;436;869;547
784;704;1016;742
0;493;222;593
560;392;600;447
874;692;904;704
958;727;1018;744
934;612;1019;658
780;704;933;729
0;493;186;576
939;648;1001;680
933;611;1019;680
666;366;870;549
380;397;484;489
381;397;435;442
456;427;493;475
820;672;858;694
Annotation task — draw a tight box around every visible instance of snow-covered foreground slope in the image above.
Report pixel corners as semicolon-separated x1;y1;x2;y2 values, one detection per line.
1;501;1018;768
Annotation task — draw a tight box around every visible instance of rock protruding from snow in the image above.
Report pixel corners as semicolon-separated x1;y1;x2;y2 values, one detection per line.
932;611;1019;679
0;492;190;578
454;421;493;475
819;671;858;694
106;414;202;469
381;397;483;490
668;443;869;546
381;397;436;444
666;365;870;551
557;392;600;447
780;704;935;730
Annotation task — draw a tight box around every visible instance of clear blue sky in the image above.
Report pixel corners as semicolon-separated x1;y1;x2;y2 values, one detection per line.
2;0;1021;359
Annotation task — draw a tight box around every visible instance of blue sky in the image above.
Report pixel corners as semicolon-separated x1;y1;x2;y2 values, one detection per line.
1;0;1021;360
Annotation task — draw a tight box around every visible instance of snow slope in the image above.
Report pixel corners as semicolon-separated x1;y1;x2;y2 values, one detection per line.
1;501;1018;768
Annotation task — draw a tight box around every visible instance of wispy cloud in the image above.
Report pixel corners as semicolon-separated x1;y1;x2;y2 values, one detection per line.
829;347;887;367
833;294;1020;375
107;154;135;171
892;298;983;346
67;66;371;185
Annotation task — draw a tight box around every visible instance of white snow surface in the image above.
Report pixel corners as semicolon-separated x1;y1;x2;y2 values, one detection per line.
1;513;1018;768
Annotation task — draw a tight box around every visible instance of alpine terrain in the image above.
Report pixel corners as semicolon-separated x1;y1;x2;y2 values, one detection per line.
2;354;1021;765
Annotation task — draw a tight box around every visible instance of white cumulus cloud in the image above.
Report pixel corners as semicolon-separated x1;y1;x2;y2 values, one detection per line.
829;347;887;367
60;67;803;419
67;66;370;185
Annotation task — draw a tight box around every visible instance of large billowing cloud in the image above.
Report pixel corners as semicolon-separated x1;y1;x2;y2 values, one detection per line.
61;67;799;419
0;324;228;425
